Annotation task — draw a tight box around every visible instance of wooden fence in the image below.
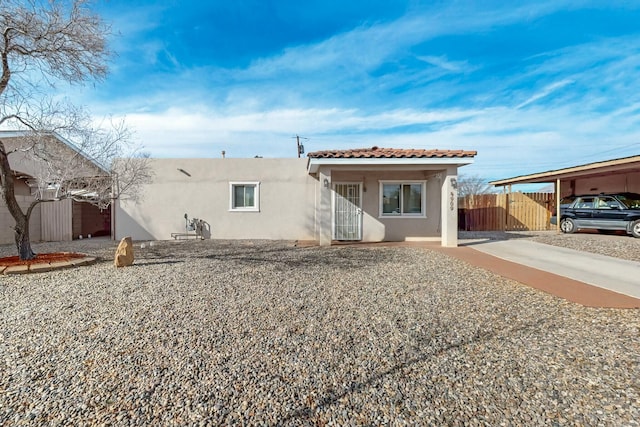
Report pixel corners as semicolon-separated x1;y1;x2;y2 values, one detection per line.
458;192;555;231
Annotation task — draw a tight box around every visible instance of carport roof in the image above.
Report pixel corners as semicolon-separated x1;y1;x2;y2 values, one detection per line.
306;146;476;173
489;154;640;186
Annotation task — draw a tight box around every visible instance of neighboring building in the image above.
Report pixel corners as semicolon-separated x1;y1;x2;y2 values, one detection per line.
115;147;476;247
490;154;640;196
489;154;640;227
0;177;42;245
0;131;111;244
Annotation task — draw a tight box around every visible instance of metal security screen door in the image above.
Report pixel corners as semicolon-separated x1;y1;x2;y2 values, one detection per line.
334;183;362;240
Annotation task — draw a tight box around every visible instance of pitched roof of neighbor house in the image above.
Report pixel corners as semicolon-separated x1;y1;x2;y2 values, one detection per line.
306;146;477;174
308;146;477;159
0;130;109;173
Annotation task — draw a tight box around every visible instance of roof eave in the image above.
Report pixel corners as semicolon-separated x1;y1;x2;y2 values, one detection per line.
489;155;640;187
0;130;110;174
307;157;475;174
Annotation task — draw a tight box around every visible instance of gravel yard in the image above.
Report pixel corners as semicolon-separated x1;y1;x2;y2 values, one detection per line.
1;236;639;425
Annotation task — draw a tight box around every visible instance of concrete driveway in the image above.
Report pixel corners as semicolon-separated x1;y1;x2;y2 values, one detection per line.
462;238;640;300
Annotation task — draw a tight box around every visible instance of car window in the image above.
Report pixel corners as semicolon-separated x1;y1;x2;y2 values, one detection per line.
574;197;595;209
617;195;640;209
597;197;621;209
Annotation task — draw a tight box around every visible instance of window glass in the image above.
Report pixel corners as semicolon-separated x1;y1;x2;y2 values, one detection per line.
597;197;620;209
576;197;595;209
230;182;259;211
383;184;400;214
380;181;425;216
559;195;576;206
403;184;422;214
617;194;640;209
235;185;254;208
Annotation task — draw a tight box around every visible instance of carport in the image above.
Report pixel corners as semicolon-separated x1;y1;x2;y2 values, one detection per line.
489;154;640;230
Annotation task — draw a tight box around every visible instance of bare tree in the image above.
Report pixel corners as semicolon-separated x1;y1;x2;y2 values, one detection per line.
0;0;151;260
457;174;495;198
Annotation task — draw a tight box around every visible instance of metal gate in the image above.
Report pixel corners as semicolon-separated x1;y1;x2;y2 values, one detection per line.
334;183;362;240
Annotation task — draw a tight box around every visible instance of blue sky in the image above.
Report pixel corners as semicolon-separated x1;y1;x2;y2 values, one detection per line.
71;0;640;183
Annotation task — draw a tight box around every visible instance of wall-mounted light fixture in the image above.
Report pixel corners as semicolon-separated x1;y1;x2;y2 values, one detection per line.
323;178;330;188
451;178;458;189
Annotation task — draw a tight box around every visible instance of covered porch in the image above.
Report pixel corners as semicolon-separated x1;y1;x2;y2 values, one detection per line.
307;147;477;247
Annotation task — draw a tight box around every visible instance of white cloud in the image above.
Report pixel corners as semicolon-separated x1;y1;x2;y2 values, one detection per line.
118;106;479;148
515;79;575;109
416;56;475;73
81;1;640;182
235;1;579;80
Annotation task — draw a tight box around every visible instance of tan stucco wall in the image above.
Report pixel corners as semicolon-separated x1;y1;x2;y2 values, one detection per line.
559;172;640;197
572;172;640;194
115;158;464;244
331;169;445;241
115;158;318;241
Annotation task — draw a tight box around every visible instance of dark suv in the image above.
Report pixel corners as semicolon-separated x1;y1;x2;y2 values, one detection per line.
551;193;640;237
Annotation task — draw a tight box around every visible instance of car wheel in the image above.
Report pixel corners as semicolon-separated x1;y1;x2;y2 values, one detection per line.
631;220;640;238
560;218;576;234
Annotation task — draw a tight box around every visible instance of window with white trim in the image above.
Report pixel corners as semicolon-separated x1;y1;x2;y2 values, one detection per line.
229;182;260;212
379;181;426;217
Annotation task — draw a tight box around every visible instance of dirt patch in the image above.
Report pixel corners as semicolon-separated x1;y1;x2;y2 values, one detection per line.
0;252;87;268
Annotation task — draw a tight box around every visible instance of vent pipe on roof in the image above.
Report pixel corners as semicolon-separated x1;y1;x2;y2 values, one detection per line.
221;150;225;158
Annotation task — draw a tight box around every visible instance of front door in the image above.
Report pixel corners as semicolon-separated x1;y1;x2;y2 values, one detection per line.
333;183;362;241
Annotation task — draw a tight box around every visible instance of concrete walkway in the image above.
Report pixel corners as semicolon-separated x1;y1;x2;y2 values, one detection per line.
464;239;640;299
428;239;640;308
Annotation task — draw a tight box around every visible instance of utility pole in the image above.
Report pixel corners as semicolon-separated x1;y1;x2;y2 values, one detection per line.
293;135;308;158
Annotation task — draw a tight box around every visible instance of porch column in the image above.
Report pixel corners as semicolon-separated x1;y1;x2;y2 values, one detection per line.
441;168;458;247
318;167;332;246
555;178;561;233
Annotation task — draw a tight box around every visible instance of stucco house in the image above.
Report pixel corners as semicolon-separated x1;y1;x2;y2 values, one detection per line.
0;131;111;244
115;147;476;247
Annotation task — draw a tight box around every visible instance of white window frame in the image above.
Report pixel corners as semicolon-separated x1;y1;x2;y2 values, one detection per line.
229;181;260;212
379;180;427;218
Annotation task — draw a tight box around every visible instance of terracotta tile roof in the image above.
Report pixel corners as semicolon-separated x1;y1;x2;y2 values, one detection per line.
307;146;477;159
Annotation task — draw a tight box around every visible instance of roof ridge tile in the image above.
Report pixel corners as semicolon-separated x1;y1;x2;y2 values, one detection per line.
307;146;477;159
